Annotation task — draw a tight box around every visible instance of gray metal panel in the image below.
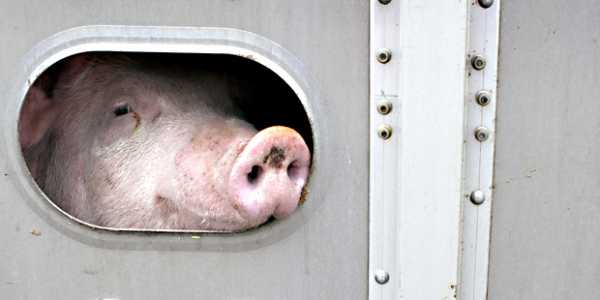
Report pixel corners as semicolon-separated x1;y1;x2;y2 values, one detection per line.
489;1;600;299
0;1;369;299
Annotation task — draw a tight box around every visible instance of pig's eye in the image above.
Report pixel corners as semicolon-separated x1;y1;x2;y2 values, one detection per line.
113;104;132;117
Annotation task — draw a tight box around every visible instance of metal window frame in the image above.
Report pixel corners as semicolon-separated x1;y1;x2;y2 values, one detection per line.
2;26;327;249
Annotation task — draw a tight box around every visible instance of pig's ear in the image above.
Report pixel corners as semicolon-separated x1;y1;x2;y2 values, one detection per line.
19;53;95;148
53;53;95;86
19;78;58;149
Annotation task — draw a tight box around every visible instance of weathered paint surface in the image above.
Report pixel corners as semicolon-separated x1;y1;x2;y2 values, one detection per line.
489;1;600;299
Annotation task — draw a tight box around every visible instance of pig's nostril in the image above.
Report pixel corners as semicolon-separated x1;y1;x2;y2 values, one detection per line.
247;165;262;184
287;160;301;181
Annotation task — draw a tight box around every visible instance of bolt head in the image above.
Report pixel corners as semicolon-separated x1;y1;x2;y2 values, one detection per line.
478;0;494;8
377;125;393;140
377;101;393;115
470;190;486;205
376;48;392;64
474;127;490;142
374;269;390;284
471;55;487;70
475;90;492;106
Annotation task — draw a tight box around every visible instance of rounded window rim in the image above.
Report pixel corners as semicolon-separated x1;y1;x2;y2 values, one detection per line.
6;25;319;233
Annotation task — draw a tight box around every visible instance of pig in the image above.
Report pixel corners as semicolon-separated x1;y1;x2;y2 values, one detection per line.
19;53;311;231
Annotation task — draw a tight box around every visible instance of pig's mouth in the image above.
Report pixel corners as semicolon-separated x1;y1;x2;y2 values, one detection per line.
152;192;250;231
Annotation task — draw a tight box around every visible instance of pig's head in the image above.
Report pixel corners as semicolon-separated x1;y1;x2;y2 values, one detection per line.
19;53;311;231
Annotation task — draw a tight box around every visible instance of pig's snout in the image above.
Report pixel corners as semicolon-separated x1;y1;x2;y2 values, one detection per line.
229;126;310;222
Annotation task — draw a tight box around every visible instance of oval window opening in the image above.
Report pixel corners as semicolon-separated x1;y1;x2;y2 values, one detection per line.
18;52;314;232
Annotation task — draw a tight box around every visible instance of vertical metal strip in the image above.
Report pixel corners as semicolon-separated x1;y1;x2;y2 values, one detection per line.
370;1;469;299
370;1;402;298
460;1;501;299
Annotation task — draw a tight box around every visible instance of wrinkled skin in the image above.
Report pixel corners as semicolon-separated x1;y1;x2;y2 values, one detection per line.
19;54;311;231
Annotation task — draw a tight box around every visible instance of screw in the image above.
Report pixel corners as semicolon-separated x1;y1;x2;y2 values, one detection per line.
377;125;393;140
474;126;490;142
374;270;390;284
471;55;487;70
478;0;494;8
377;101;393;115
376;48;392;64
470;190;486;205
378;0;392;4
475;90;492;106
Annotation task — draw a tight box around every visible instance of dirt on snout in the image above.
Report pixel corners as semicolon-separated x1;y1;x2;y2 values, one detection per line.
263;146;286;168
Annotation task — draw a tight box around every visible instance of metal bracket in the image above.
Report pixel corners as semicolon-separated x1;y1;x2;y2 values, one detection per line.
370;1;469;299
459;1;501;299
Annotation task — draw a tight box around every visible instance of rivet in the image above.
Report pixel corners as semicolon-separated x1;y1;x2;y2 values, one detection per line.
475;90;492;106
478;0;494;9
470;190;486;205
374;269;390;284
377;101;393;115
377;125;393;140
474;126;490;142
471;55;487;70
376;48;392;64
